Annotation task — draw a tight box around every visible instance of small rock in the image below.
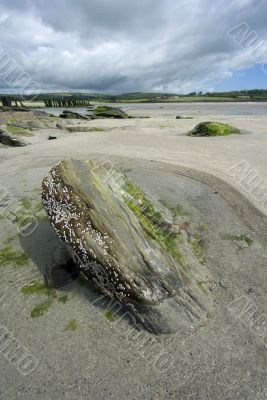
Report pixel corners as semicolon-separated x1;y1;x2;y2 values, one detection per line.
59;110;89;120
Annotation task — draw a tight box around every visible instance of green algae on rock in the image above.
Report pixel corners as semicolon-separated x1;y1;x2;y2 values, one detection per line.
87;106;129;119
187;121;240;137
0;127;27;147
42;159;212;333
221;233;253;249
6;123;33;137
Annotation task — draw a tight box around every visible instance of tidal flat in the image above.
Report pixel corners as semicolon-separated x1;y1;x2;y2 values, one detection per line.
0;102;266;400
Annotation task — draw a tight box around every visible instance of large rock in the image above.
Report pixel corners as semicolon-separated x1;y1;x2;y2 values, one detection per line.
88;106;129;119
0;106;29;112
187;121;240;137
0;127;27;147
42;159;212;333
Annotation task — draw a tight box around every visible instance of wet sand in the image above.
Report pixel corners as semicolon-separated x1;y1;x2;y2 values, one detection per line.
0;103;267;399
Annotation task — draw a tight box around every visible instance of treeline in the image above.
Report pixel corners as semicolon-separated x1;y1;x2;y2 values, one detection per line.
1;90;267;103
202;89;267;100
34;90;267;102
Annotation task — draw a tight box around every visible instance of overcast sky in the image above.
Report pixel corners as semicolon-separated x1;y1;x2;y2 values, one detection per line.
0;0;267;93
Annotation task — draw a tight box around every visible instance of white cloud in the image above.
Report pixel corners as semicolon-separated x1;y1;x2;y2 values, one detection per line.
0;0;266;93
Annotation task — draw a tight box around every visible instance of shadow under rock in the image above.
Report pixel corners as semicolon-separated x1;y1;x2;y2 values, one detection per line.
19;221;79;288
19;221;116;306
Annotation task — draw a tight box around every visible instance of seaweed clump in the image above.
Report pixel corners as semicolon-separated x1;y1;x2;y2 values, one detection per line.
187;122;240;137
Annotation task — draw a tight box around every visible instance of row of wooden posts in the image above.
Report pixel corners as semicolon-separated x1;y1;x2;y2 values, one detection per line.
0;96;92;108
43;99;92;107
0;97;24;107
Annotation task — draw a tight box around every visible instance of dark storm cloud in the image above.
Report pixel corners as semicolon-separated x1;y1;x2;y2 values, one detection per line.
0;0;266;93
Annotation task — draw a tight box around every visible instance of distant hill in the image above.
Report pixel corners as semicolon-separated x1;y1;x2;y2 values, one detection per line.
2;89;267;103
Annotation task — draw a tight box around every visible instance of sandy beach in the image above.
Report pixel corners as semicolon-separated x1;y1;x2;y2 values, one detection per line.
0;102;267;399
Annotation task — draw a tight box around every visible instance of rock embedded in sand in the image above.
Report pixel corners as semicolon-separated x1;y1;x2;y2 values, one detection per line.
42;159;212;333
187;121;240;136
0;127;27;147
176;115;193;120
59;110;89;120
88;106;129;119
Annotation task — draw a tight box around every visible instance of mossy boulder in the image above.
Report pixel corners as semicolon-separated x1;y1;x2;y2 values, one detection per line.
6;123;33;137
187;122;240;137
0;127;27;147
88;106;129;119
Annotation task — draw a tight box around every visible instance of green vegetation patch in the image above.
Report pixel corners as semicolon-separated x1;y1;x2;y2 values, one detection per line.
6;124;33;137
88;127;106;132
10;197;47;230
58;294;69;304
191;234;207;263
27;89;267;105
34;202;44;212
221;233;253;248
31;297;54;318
19;198;32;210
64;319;77;331
66;126;106;132
91;106;129;119
8;117;17;123
104;310;117;322
95;106;113;113
123;180;183;266
0;246;29;267
176;116;194;119
3;233;18;245
187;122;240;137
198;224;206;232
21;280;50;295
14;213;36;229
197;281;209;295
21;279;68;318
